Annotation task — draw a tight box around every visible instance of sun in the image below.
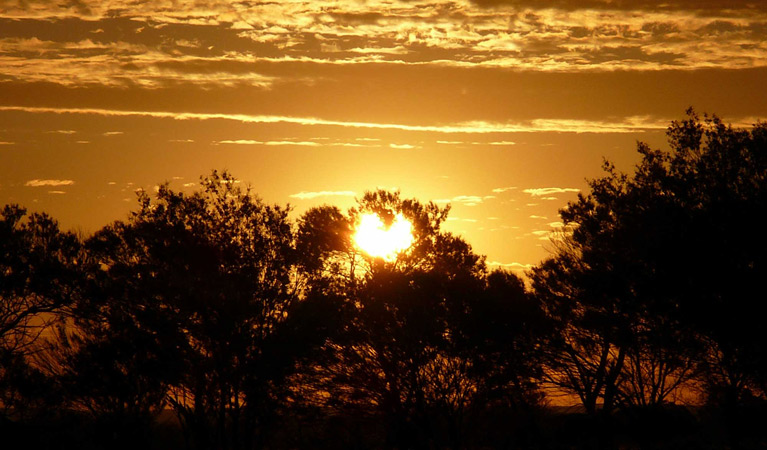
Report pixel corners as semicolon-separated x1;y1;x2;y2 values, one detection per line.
353;212;414;261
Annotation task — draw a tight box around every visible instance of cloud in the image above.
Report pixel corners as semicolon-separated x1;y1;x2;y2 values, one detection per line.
487;261;533;270
347;46;409;55
289;190;356;200
329;142;374;147
471;0;767;12
529;215;548;219
0;37;275;88
2;1;767;80
216;140;262;145
0;141;14;145
452;195;484;206
389;143;416;149
263;141;321;146
216;140;321;146
47;190;67;194
103;131;124;136
523;187;581;196
25;179;75;187
492;186;517;193
0;106;688;135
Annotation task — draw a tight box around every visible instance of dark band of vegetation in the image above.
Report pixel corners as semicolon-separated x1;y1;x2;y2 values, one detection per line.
2;110;766;449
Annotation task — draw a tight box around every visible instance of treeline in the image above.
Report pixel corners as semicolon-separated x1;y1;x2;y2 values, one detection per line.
1;110;767;449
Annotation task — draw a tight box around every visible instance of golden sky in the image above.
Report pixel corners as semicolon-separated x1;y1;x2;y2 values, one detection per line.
2;0;767;271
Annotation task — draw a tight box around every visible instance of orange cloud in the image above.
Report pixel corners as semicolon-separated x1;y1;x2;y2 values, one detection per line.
289;190;356;200
0;106;685;134
523;187;580;196
25;179;75;187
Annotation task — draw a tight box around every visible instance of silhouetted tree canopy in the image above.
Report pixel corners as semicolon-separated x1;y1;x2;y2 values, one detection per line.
0;205;81;421
532;110;767;418
295;190;545;449
49;171;339;450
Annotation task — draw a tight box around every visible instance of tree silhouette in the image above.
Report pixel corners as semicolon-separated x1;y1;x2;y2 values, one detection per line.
532;110;767;424
295;190;545;449
51;171;336;450
0;205;81;421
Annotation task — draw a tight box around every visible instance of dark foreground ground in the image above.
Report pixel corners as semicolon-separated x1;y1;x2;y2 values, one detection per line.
3;403;767;450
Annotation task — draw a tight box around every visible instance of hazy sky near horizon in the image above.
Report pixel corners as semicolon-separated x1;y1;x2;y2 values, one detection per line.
2;0;767;271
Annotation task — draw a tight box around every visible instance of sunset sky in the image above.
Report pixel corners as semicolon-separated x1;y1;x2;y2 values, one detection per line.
2;0;766;271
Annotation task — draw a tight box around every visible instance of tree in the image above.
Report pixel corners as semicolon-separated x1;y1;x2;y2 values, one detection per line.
56;171;334;450
531;244;632;416
296;190;545;449
531;110;767;418
0;205;81;420
462;270;546;410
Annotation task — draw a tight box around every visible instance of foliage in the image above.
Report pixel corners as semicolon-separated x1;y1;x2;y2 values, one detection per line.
47;171;335;450
296;190;545;449
0;205;81;419
532;109;767;416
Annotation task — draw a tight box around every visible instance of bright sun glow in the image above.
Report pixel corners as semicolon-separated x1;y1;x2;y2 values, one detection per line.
354;212;414;261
